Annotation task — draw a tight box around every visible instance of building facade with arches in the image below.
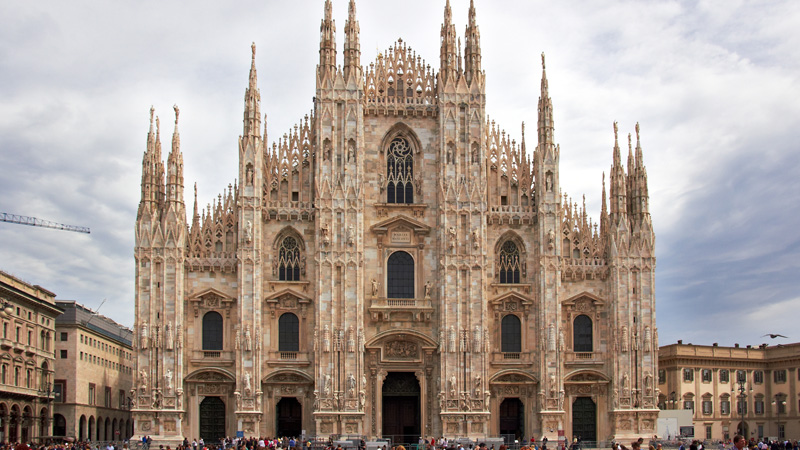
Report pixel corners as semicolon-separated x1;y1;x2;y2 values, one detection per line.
0;271;61;444
132;0;658;444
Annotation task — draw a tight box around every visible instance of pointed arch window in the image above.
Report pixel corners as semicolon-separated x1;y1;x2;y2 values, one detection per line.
501;314;521;353
386;137;414;204
499;241;521;283
387;251;414;298
278;313;299;352
278;236;301;281
573;314;593;352
202;312;223;350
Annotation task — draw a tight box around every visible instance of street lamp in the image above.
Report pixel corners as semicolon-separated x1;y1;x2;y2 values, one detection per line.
0;298;15;317
771;396;786;439
668;391;677;409
731;375;752;436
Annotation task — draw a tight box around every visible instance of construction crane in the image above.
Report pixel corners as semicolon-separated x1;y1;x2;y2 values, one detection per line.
0;212;90;234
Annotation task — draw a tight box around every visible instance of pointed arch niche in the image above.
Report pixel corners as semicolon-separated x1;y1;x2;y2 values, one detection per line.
375;123;427;218
490;231;530;293
269;227;310;291
561;292;605;364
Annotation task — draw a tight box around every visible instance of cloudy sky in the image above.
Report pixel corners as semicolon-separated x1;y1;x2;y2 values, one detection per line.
1;0;798;347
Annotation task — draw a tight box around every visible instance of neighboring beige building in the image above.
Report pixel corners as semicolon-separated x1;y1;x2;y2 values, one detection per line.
658;341;800;441
0;271;62;444
133;0;658;444
53;301;134;442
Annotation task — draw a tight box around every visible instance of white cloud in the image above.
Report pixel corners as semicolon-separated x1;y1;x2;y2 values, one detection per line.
0;0;798;348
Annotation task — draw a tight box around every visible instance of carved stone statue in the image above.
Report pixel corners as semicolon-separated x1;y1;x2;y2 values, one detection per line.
483;329;490;353
140;322;149;350
547;323;556;352
447;226;456;250
558;390;565;410
234;391;241;410
347;225;354;245
324;374;331;396
439;330;446;353
139;369;148;393
371;278;378;297
358;328;365;350
346;373;356;396
424;281;432;299
549;373;556;398
245;326;252;352
244;372;252;395
323;325;331;352
449;375;456;397
321;222;330;246
165;369;173;394
165;323;173;350
547;229;555;251
255;326;261;350
245;220;253;243
472;229;479;249
621;326;629;352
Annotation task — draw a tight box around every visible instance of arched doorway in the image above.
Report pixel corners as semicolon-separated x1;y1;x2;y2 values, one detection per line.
9;405;19;443
736;421;748;438
499;398;524;441
199;397;226;442
571;397;596;442
88;416;95;441
276;397;302;438
382;372;420;444
78;415;86;441
53;414;67;436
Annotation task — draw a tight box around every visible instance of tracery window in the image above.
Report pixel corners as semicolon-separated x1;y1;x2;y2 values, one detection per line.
573;314;593;352
278;236;301;281
501;315;521;353
278;313;299;352
386;137;414;204
498;241;520;284
387;251;414;298
202;312;223;350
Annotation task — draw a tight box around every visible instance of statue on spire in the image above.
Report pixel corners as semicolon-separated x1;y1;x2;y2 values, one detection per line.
542;52;546;70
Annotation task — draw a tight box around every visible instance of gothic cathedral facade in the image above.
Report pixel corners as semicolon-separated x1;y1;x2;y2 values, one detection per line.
133;0;658;444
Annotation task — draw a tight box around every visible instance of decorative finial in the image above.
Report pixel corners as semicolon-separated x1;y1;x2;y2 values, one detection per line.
251;42;256;61
613;121;618;139
173;104;179;124
149;106;155;124
635;122;640;141
156;116;160;133
541;52;546;70
628;133;632;150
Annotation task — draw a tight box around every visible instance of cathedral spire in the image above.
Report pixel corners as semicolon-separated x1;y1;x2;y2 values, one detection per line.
538;53;554;147
166;105;184;207
243;43;262;138
439;0;458;83
464;0;482;84
600;171;608;240
319;0;337;78
634;122;650;217
609;121;627;222
192;182;199;228
139;107;165;218
343;0;361;81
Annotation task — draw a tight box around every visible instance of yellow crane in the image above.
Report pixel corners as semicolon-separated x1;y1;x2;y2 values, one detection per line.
0;212;90;234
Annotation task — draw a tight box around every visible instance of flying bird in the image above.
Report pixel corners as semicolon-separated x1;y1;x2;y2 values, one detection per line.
761;334;788;339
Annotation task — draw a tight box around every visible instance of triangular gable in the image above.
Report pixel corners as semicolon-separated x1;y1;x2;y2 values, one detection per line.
370;214;431;236
561;291;605;308
264;288;312;304
187;287;236;305
489;291;535;310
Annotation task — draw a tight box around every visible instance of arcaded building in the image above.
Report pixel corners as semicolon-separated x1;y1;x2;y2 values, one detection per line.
132;0;658;444
659;341;800;441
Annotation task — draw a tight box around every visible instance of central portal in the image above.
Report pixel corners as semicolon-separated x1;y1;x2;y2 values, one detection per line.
199;396;226;442
382;372;420;444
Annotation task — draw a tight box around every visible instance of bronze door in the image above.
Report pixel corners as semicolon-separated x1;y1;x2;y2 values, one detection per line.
499;398;524;439
382;372;420;444
276;397;302;438
199;396;226;442
571;396;596;442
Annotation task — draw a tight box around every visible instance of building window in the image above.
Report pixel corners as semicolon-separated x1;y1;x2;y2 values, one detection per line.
573;315;593;352
53;381;65;403
498;241;521;284
386;136;414;204
658;369;666;384
202;311;224;350
105;387;112;408
702;369;712;382
60;350;68;359
16;327;20;342
88;384;95;405
26;369;31;388
119;389;126;409
720;369;729;383
278;313;300;352
736;370;746;382
706;425;712;439
754;399;764;414
14;367;20;386
500;315;521;353
387;251;414;298
0;365;5;384
683;400;694;411
2;323;5;339
736;399;747;415
758;425;764;439
702;400;713;415
720;398;730;415
683;369;694;382
775;395;787;414
278;236;301;281
773;370;787;383
753;370;763;383
779;424;785;440
27;330;31;345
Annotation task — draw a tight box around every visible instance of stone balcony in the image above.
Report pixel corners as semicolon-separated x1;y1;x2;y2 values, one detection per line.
368;297;434;322
564;351;605;366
